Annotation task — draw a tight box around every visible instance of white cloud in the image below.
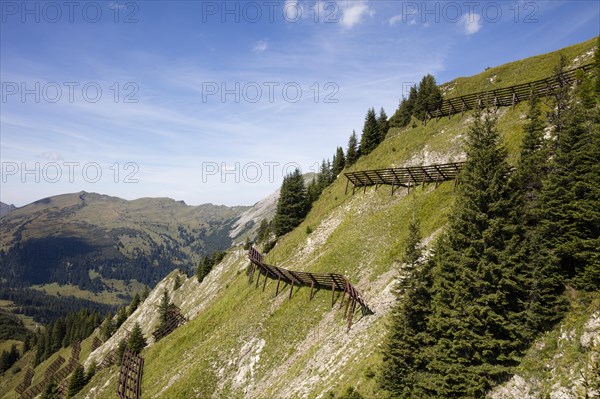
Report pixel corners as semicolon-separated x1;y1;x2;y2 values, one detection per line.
38;152;64;161
253;40;268;53
108;2;126;10
339;1;374;29
459;13;482;35
283;0;302;21
388;14;402;26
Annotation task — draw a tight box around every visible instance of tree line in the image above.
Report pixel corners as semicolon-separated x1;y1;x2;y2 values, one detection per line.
33;308;101;366
0;287;115;325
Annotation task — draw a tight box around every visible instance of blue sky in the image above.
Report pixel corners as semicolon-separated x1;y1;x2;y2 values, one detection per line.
1;0;598;207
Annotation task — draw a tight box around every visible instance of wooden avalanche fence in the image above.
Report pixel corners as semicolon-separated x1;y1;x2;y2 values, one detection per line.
248;247;373;329
117;348;144;399
18;356;65;399
344;161;465;195
426;63;594;119
14;368;34;396
152;304;187;341
92;336;102;351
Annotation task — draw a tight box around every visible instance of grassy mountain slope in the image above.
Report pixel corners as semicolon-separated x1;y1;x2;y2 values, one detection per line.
0;36;597;399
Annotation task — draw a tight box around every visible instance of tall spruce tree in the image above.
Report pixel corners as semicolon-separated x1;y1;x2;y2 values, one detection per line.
115;306;127;328
307;178;320;204
513;93;567;334
390;85;418;128
427;109;522;396
158;289;171;325
377;107;389;142
100;314;115;341
116;338;127;366
67;364;86;398
382;108;529;398
128;293;141;316
413;75;442;121
317;159;333;191
346;130;359;165
539;60;600;290
128;322;147;354
380;248;434;398
359;108;380;156
380;214;433;397
546;55;570;140
274;169;309;237
332;147;346;176
41;382;60;399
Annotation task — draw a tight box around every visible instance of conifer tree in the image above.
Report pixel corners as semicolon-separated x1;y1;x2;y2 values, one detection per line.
379;249;434;398
274;169;309;237
86;360;97;383
547;55;570;140
100;314;115;341
0;344;20;373
391;85;418;128
539;61;600;290
306;178;320;204
173;274;182;291
141;285;150;301
116;338;127;366
41;382;60;399
127;322;147;354
196;257;212;283
513;94;567;333
23;335;31;353
515;93;548;223
67;364;86;398
380;215;432;397
382;109;529;397
424;109;524;396
128;293;141;316
115;306;127;328
359;108;380;156
317;159;333;191
34;330;46;366
413;74;442;121
402;214;422;269
346;130;359;165
377;107;389;141
158;289;171;325
336;387;365;399
256;219;268;242
332;147;346;176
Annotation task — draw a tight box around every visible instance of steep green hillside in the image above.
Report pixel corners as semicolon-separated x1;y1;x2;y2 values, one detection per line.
0;37;597;399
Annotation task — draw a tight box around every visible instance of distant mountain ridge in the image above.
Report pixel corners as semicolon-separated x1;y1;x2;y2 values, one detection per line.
0;201;16;217
0;191;252;307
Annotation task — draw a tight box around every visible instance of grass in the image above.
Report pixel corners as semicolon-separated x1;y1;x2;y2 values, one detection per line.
509;291;600;398
31;282;128;305
440;36;597;98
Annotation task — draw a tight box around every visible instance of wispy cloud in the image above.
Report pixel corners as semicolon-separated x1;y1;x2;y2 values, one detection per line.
388;15;401;26
253;40;269;53
459;13;482;35
339;1;374;29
